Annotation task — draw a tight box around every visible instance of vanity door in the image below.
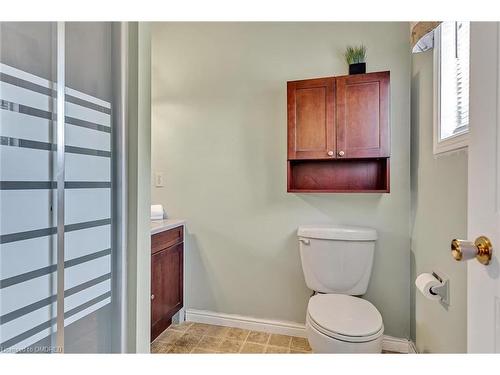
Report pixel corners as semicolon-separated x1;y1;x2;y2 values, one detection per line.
151;227;184;341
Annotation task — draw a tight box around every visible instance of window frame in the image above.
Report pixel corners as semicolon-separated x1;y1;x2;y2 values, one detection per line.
433;23;470;155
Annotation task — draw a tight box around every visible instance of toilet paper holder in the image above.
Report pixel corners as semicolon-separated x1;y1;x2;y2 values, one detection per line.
429;272;449;305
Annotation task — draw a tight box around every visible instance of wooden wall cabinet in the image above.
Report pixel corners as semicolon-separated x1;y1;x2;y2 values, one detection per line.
287;71;390;193
151;226;184;341
287;77;335;160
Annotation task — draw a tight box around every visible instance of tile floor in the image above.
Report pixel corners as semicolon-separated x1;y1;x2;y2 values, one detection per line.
151;322;312;354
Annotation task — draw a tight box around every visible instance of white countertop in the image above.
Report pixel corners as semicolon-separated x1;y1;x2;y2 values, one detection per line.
150;218;186;235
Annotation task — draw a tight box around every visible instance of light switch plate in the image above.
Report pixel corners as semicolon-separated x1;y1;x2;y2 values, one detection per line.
155;172;165;187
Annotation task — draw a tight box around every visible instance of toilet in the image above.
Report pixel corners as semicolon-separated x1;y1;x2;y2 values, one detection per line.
298;225;383;353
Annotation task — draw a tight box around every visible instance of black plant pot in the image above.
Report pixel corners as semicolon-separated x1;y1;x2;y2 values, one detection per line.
349;62;366;75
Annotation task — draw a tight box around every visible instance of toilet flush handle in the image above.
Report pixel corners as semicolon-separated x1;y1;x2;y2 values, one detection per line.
299;238;310;245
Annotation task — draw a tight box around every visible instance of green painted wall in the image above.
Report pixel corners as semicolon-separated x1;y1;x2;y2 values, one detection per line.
151;22;411;338
410;50;468;353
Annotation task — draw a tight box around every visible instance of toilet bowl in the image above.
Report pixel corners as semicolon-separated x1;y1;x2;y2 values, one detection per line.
305;294;383;353
297;225;383;353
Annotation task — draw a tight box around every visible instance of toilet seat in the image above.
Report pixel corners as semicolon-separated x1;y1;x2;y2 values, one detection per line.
307;294;384;343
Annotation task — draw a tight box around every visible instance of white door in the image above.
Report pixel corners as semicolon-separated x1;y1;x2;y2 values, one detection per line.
467;22;500;353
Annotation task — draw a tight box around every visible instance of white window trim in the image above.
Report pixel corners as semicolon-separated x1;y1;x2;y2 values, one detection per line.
433;25;469;156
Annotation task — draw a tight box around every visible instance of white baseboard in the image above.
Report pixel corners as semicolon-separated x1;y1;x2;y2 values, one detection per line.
185;308;307;338
382;335;411;354
185;308;411;353
408;340;418;354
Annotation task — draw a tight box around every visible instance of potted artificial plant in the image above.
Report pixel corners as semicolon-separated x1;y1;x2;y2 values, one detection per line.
344;45;367;75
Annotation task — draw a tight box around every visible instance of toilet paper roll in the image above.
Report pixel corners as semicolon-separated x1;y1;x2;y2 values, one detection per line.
415;273;442;301
151;204;165;220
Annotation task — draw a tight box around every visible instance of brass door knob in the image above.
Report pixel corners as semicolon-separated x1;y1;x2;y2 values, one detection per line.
338;150;345;157
451;236;493;265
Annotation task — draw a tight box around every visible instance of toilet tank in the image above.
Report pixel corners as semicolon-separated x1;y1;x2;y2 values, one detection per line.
298;225;377;295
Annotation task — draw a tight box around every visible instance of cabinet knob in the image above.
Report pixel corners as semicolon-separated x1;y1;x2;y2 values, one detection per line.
338;150;345;157
151;294;155;300
327;150;334;156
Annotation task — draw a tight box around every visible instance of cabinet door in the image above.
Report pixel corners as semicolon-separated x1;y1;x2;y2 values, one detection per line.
287;78;335;159
151;243;184;341
336;72;390;158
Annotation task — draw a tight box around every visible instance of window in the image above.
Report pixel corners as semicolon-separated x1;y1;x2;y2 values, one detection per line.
433;21;470;154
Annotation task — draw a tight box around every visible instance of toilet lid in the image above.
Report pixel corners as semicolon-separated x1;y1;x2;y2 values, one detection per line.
307;294;383;337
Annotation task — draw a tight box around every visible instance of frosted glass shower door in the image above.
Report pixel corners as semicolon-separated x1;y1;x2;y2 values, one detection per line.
62;22;118;353
0;22;125;353
0;22;59;353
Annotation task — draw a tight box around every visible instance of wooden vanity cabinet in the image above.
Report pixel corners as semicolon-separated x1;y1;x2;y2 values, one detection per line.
151;226;184;341
287;71;390;193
